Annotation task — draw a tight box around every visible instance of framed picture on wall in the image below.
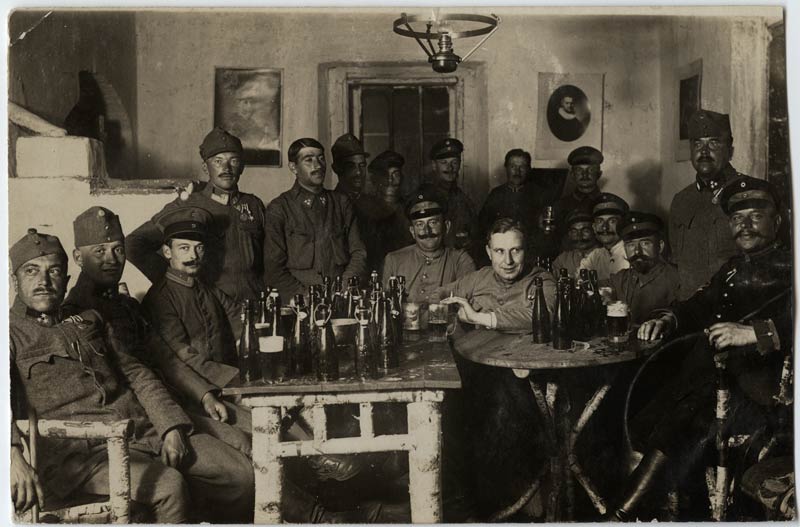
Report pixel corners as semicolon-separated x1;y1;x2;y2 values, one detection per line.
675;59;702;161
214;67;282;167
535;72;605;161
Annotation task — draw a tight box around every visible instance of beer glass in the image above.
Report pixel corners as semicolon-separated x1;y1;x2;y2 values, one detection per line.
428;303;456;342
606;301;630;345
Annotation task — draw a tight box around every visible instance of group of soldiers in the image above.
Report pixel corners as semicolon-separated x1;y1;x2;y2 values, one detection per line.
9;107;793;522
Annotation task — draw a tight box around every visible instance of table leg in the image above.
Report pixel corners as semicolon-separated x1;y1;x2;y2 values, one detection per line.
252;406;284;524
407;397;443;523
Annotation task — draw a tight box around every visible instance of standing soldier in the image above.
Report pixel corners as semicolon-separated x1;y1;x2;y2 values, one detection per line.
553;146;605;231
669;110;741;299
264;137;367;299
331;132;369;203
126;128;268;303
428;137;478;253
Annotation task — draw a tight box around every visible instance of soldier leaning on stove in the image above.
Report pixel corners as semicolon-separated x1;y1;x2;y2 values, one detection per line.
606;175;793;521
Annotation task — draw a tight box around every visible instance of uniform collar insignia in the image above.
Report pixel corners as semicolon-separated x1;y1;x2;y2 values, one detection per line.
166;267;196;288
208;185;240;206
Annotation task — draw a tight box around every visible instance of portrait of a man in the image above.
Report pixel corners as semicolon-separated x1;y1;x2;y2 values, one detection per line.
546;84;591;142
214;68;282;166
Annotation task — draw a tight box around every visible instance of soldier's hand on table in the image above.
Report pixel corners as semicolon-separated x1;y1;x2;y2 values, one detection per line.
161;428;189;468
706;322;757;350
11;446;44;513
638;317;669;341
202;392;229;423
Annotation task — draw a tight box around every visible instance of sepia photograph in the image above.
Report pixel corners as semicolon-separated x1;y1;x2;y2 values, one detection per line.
4;4;795;525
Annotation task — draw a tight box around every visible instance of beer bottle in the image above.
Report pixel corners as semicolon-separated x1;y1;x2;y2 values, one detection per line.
256;290;268;323
261;289;289;382
332;275;346;318
354;297;376;381
345;276;360;318
290;294;312;375
589;270;605;335
321;275;332;304
238;300;259;383
313;302;339;381
375;291;398;376
307;285;320;369
552;281;573;350
573;282;594;341
531;277;551;344
369;285;383;325
369;270;380;292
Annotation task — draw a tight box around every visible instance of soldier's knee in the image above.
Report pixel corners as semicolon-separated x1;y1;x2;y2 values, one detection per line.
150;466;190;523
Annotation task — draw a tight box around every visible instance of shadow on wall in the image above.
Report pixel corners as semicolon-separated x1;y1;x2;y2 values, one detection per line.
624;160;666;219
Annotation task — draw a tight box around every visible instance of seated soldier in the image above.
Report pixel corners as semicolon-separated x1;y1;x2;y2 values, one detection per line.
579;192;630;280
601;211;680;324
437;218;557;520
382;185;476;303
141;206;251;434
63;206;250;455
552;210;599;277
608;176;792;521
9;229;253;524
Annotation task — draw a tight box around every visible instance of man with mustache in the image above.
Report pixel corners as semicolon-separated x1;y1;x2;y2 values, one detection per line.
356;150;414;272
578;193;630;280
437;219;557;519
8;229;254;523
553;146;604;236
552;210;599;277
264;137;367;299
63;207;249;453
669;110;741;300
427;137;479;254
382;185;475;303
127;128;268;304
608;176;791;521
140;206;253;436
601;211;680;324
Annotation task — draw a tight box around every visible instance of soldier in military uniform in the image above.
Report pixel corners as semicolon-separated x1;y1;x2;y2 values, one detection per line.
62;207;250;454
602;212;680;324
357;150;413;272
427;137;479;253
553;145;605;233
382;186;475;303
669;110;741;300
331;132;369;203
578;193;630;280
608;176;792;521
264;137;367;299
141;206;253;434
438;219;557;519
9;230;254;523
551;210;599;277
126;128;268;304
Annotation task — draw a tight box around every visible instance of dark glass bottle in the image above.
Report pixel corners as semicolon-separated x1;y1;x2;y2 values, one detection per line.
588;270;605;335
375;291;398;375
531;277;551;344
313;303;339;381
573;282;594;341
261;289;289;382
332;276;346;318
321;275;332;304
345;276;361;318
256;290;269;324
290;294;312;375
552;281;573;350
237;300;259;383
369;270;380;292
354;297;376;381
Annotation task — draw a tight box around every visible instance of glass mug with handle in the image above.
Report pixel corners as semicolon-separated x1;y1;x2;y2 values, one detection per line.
428;302;459;342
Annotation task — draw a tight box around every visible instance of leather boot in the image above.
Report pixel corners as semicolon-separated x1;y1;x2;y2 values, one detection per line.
282;480;382;524
607;449;669;521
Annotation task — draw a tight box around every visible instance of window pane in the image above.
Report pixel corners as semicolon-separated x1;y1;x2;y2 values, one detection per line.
392;87;421;196
422;86;450;135
361;87;390;134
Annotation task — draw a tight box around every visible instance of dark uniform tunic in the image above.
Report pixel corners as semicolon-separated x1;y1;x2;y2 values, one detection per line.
669;164;740;300
355;195;413;274
633;244;792;463
63;273;215;405
142;268;241;390
381;245;475;304
435;181;478;251
9;300;191;499
553;188;602;231
604;261;681;324
126;184;268;303
264;182;367;299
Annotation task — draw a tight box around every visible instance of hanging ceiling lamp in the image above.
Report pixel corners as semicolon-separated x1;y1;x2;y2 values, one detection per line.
393;11;500;73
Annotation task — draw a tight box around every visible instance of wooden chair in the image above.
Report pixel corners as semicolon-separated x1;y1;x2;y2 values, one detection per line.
14;412;134;524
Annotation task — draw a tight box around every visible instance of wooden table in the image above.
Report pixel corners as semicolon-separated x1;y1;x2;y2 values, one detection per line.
455;329;660;521
223;336;461;524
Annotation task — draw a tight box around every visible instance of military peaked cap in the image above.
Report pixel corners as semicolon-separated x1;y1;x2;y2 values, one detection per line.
617;211;664;241
719;176;779;215
567;146;604;166
593;193;629;217
405;185;447;220
157;206;214;242
430;138;463;160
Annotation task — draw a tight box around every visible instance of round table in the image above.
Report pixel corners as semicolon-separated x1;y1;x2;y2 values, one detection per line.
454;328;661;521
